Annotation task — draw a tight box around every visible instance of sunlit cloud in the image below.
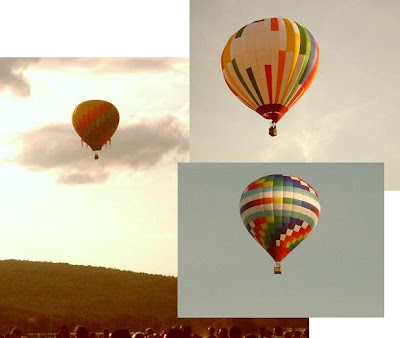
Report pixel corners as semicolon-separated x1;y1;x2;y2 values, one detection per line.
11;114;189;184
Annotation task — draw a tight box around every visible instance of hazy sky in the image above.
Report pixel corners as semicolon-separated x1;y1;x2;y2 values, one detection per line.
0;57;188;276
178;163;383;317
190;0;400;189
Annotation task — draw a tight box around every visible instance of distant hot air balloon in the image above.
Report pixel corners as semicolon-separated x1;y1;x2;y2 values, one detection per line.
239;174;321;274
72;100;119;159
221;18;319;136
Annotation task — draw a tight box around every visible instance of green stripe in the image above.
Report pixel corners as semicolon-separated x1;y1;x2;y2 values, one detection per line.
284;22;312;105
231;59;260;106
235;25;247;38
298;23;311;55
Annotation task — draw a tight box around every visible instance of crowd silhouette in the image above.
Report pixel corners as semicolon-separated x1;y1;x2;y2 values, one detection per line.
1;325;309;338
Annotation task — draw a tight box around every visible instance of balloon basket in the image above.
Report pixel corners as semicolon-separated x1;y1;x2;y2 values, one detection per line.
269;122;277;137
94;153;99;160
274;263;282;274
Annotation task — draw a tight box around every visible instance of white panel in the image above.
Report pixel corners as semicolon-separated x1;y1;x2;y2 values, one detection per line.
270;31;281;50
255;31;271;51
278;51;294;103
256;54;273;104
242;23;256;55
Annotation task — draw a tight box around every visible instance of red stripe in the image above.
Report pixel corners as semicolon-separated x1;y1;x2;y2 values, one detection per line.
241;198;274;214
271;18;279;31
248;182;264;189
264;65;273;103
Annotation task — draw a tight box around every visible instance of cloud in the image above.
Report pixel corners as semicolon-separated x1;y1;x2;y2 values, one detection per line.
0;58;40;97
57;169;110;185
12;115;188;184
37;58;187;74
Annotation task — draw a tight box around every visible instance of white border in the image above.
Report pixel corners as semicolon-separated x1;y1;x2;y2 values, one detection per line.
2;1;396;335
0;0;189;56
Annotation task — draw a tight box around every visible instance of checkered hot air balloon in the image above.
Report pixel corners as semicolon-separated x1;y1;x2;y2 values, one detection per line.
221;18;319;137
72;100;120;160
239;174;321;274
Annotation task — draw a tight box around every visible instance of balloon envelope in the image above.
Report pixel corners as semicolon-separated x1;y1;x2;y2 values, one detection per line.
72;100;119;152
222;18;319;123
240;174;321;262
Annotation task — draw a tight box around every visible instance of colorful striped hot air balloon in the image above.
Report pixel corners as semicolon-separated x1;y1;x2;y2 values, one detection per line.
221;18;319;136
239;174;321;274
72;100;119;159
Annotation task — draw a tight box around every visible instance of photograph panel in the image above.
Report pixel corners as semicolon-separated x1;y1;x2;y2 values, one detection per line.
190;0;400;189
178;162;384;317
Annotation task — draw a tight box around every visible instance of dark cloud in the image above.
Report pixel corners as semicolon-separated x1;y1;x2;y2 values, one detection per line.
0;58;40;96
37;57;187;74
13;115;188;184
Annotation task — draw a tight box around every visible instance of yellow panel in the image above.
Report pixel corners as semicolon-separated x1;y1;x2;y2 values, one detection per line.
222;34;234;70
278;51;293;103
281;19;301;104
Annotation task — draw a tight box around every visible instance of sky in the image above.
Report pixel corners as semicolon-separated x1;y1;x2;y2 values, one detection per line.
178;163;383;317
0;57;188;276
190;0;400;190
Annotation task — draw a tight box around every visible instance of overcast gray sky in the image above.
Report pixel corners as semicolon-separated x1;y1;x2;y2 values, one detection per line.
178;163;383;317
190;0;400;189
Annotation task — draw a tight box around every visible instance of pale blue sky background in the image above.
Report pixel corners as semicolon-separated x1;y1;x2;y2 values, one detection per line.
190;0;400;189
178;163;383;317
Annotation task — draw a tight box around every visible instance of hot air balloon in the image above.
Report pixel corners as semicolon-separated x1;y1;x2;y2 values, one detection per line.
72;100;119;159
239;174;321;274
221;18;319;136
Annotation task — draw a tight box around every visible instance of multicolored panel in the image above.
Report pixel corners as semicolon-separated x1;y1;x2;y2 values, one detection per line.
221;18;319;123
239;174;321;262
72;100;120;151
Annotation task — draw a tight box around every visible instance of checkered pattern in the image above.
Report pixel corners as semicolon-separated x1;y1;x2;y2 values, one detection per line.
240;174;321;262
221;18;319;124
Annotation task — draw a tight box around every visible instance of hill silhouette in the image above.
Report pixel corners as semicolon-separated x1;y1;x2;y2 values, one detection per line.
0;260;176;333
0;260;307;334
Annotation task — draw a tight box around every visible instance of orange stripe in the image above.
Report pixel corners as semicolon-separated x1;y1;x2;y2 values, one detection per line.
271;18;279;31
221;35;234;70
274;50;286;103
